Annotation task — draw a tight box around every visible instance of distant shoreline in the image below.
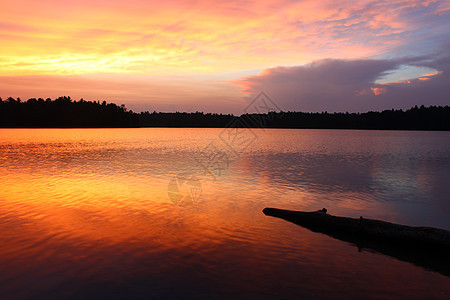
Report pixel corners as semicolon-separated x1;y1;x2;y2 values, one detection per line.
1;96;449;130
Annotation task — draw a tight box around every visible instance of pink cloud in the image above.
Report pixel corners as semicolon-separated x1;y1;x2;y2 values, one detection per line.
371;87;387;95
1;0;449;75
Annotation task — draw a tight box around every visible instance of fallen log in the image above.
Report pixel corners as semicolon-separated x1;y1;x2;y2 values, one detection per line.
263;207;450;277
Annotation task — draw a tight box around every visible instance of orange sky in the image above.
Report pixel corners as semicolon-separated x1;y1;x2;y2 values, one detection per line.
1;0;449;113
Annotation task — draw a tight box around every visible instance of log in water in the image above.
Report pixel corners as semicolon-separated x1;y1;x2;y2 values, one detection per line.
263;207;450;277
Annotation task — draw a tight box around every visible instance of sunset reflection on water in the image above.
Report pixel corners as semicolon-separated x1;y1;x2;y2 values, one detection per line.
1;128;449;299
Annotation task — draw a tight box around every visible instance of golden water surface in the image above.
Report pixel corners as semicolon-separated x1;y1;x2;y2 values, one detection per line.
1;128;449;299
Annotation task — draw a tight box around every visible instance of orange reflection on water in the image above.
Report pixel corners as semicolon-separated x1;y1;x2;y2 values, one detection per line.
1;128;449;298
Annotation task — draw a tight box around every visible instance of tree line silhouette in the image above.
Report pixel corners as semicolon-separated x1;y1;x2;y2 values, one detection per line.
1;96;449;130
0;96;138;127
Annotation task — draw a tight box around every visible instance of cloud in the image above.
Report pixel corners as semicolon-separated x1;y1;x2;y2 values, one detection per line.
1;0;449;113
0;0;449;75
0;22;36;32
235;55;450;112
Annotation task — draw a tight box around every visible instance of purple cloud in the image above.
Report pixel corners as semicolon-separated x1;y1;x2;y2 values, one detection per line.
236;56;450;112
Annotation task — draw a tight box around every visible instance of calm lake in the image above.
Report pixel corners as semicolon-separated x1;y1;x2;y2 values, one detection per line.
1;128;449;299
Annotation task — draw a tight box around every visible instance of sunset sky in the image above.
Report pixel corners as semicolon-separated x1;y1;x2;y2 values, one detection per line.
1;0;449;113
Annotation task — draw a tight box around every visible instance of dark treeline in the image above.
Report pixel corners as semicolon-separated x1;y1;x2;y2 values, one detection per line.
239;105;450;130
136;105;450;130
0;96;139;127
1;96;449;130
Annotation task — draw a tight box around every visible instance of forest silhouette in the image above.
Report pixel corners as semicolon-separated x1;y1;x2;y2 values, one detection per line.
1;96;449;130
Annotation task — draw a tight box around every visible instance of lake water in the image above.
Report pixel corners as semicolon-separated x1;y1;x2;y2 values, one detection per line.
1;128;449;299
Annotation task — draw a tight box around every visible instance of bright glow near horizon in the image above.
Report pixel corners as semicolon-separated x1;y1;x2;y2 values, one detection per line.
1;0;449;113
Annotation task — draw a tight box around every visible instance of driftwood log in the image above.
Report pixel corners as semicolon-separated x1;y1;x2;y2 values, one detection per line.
263;207;450;277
